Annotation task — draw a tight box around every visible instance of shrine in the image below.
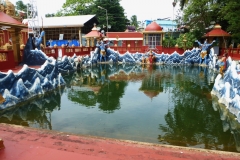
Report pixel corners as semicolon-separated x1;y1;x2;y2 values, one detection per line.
203;24;231;56
83;23;103;47
0;0;28;69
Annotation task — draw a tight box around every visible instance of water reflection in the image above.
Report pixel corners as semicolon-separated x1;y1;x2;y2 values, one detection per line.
0;64;240;153
0;88;63;129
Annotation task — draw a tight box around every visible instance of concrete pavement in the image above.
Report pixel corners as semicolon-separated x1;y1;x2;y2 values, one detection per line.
0;123;239;160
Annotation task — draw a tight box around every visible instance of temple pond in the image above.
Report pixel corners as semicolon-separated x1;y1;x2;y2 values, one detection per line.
0;64;240;153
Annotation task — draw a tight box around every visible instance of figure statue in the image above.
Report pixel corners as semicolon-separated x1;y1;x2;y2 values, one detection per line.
142;50;155;64
147;50;155;63
96;39;110;63
32;31;45;50
23;31;48;65
196;39;215;65
217;55;226;76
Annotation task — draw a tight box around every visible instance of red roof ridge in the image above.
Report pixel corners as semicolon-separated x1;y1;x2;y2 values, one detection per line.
204;24;230;37
0;11;27;28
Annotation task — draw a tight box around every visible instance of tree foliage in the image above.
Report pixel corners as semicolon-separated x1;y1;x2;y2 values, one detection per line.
177;0;240;44
62;0;94;15
58;0;127;32
45;13;55;17
180;0;217;37
176;0;189;10
93;0;127;32
130;15;139;29
163;34;177;48
176;33;196;49
15;0;27;11
221;0;240;42
15;0;29;19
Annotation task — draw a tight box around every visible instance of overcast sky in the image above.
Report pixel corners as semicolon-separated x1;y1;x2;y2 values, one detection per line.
10;0;180;21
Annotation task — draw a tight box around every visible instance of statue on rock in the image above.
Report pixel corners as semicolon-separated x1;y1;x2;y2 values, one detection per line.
96;39;111;63
196;39;215;65
142;50;156;64
23;31;50;66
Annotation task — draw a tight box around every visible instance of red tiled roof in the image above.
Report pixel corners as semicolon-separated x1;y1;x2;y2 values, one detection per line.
84;25;102;38
84;30;102;38
204;24;230;37
0;11;27;28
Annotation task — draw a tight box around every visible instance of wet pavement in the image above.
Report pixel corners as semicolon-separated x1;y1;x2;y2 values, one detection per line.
0;123;239;160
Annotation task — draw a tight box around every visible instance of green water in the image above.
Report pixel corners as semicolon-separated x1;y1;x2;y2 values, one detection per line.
1;64;240;153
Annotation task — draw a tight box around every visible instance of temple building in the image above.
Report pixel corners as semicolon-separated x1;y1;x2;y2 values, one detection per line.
106;21;165;53
0;0;28;67
23;15;99;47
83;23;102;47
203;24;231;55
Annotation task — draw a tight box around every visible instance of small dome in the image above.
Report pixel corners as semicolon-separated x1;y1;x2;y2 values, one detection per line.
145;21;162;31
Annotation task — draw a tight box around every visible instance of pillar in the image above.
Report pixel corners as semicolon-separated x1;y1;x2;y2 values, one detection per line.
9;28;21;64
43;31;46;47
79;28;82;46
146;34;148;46
86;38;90;47
161;33;163;46
91;37;95;47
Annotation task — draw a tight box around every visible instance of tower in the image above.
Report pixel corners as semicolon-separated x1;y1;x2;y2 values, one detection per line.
27;0;40;38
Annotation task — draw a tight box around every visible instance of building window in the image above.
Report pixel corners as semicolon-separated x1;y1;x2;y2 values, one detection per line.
109;41;114;46
117;40;123;47
144;34;161;48
45;27;80;41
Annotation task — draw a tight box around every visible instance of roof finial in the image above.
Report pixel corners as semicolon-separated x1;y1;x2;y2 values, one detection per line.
92;23;97;31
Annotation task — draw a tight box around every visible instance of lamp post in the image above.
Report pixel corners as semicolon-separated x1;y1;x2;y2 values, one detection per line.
98;6;108;39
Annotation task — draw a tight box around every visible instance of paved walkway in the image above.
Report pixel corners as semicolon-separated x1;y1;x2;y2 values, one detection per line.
0;123;239;160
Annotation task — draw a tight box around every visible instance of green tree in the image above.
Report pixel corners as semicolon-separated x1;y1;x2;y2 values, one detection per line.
221;0;240;42
15;0;28;19
93;0;127;32
54;9;67;17
62;0;94;15
130;15;139;29
176;33;196;49
177;0;226;39
53;0;127;32
163;33;177;48
45;13;55;17
179;0;189;10
177;0;240;44
181;0;215;38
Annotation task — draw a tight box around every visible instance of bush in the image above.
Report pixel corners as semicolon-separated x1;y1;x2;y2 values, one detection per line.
176;33;196;49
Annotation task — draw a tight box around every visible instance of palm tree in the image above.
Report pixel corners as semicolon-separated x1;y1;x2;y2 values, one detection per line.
130;15;139;30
